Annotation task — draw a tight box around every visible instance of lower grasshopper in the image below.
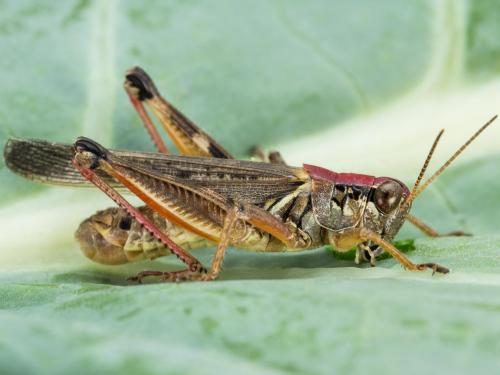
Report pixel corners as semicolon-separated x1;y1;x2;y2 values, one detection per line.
4;67;496;282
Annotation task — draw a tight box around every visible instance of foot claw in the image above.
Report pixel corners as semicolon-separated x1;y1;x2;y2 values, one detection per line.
127;269;209;283
127;270;167;283
442;230;472;237
416;263;449;274
444;230;471;237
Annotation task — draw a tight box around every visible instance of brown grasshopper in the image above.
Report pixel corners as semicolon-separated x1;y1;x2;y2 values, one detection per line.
4;67;496;282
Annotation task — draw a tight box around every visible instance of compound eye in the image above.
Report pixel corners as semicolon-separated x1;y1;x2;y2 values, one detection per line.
373;180;403;214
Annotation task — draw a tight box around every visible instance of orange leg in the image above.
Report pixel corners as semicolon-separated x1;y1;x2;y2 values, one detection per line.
129;202;312;283
338;228;450;274
126;87;169;154
127;208;239;282
124;67;290;167
124;67;232;159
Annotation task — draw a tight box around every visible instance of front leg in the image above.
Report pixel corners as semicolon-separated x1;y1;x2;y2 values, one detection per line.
333;228;449;274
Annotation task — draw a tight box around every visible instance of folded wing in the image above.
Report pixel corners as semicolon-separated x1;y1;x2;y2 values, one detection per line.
4;138;307;204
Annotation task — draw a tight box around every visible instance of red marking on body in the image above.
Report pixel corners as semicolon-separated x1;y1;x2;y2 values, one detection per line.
303;164;375;186
303;164;411;195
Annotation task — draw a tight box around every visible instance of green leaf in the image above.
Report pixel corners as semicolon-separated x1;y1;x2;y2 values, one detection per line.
1;1;500;374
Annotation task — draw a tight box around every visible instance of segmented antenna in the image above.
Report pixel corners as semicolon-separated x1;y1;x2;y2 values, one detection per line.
403;115;497;209
407;128;445;203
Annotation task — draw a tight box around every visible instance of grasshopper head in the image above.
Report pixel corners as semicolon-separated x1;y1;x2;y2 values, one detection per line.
348;177;412;264
305;164;412;263
305;165;411;245
363;177;411;241
358;115;496;263
75;207;131;265
317;176;411;264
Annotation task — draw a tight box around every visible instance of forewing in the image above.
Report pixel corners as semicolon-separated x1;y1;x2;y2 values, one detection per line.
4;138;95;186
4;138;306;204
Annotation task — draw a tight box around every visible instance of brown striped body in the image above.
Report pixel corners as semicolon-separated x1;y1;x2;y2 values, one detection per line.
6;137;415;266
75;172;410;265
76;179;325;265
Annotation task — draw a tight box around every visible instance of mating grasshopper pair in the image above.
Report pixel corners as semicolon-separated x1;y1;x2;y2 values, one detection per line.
4;67;496;282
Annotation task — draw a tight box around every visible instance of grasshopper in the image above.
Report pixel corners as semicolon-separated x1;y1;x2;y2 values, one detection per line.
4;67;496;282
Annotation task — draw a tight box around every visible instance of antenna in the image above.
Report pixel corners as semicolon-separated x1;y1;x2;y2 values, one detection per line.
403;115;497;209
407;128;445;203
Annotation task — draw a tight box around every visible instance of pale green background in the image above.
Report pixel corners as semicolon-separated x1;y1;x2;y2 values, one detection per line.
1;1;500;374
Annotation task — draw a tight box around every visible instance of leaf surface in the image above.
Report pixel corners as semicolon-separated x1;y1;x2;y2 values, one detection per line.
1;1;500;374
